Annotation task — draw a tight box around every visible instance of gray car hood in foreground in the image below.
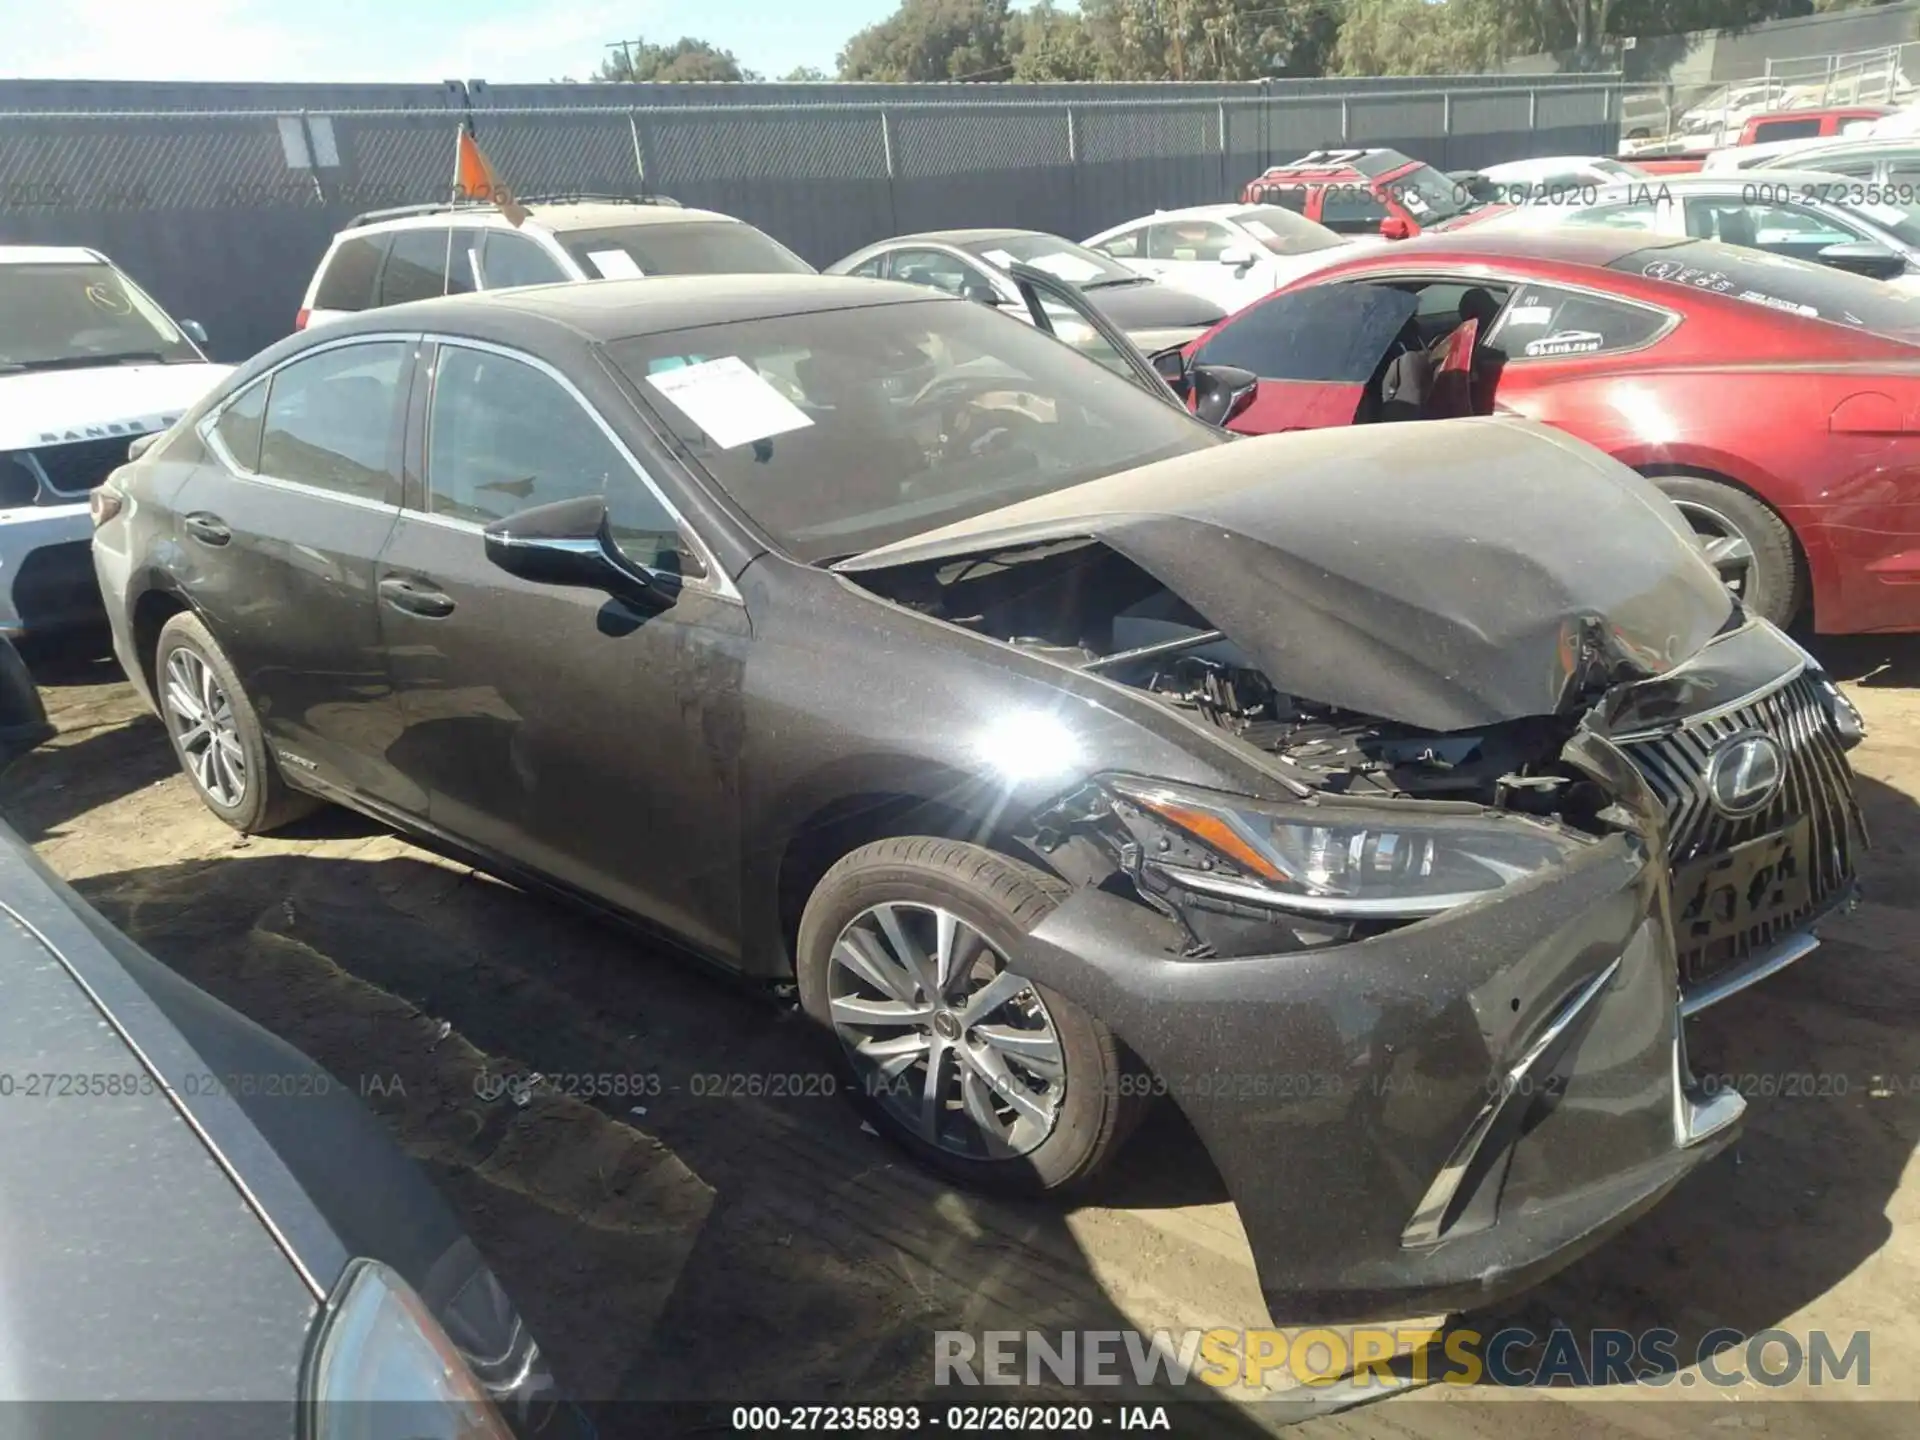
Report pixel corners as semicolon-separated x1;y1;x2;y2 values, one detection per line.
838;418;1735;732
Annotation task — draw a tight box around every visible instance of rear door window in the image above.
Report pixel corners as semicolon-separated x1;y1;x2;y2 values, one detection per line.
259;341;408;504
1751;118;1823;143
1090;227;1146;259
377;228;455;308
1148;220;1236;262
313;235;388;312
479;231;568;289
1487;284;1672;360
1193;285;1418;382
1316;186;1391;233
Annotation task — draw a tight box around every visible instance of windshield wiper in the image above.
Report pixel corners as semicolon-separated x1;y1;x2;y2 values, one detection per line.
1082;275;1150;290
15;351;171;372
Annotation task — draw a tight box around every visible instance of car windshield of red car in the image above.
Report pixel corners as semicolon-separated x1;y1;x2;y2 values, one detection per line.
1610;240;1920;338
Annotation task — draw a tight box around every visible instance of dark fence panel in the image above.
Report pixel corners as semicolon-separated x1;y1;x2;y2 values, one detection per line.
0;77;1624;363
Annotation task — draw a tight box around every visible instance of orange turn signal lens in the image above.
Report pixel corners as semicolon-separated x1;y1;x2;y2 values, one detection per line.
1129;792;1290;884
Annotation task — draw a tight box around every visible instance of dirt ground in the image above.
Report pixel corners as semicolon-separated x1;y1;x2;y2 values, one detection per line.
7;632;1920;1437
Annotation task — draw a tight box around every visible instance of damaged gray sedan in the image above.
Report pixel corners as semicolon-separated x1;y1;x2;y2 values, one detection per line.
95;266;1866;1326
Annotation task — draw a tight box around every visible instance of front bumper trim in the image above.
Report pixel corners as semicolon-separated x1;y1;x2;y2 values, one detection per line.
1400;953;1623;1249
1679;927;1822;1018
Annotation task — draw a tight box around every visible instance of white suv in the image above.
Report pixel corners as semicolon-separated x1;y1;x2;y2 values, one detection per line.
297;196;814;329
0;246;228;638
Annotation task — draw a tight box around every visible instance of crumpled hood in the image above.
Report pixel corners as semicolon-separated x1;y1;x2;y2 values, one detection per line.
0;362;230;450
838;418;1735;732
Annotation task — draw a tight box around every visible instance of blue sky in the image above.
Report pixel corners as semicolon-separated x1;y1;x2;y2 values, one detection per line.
0;0;905;84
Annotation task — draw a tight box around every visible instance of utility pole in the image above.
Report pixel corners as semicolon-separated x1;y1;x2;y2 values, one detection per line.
1169;0;1186;82
606;39;639;82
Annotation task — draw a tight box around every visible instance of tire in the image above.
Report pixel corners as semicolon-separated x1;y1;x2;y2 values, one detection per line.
154;611;319;834
797;837;1148;1195
1649;472;1805;629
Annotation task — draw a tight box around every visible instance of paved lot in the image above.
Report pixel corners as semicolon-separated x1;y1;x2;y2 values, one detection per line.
8;633;1920;1435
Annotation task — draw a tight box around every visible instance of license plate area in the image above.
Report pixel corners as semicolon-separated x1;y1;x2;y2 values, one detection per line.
1672;817;1813;949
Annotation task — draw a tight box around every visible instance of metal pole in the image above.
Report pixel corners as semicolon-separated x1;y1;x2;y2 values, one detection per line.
1340;95;1350;142
296;110;327;204
1528;87;1537;130
880;108;894;177
1066;104;1076;163
1442;91;1451;134
626;109;647;195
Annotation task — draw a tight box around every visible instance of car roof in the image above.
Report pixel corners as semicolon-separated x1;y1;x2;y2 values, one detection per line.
328;273;940;345
1749;105;1892;122
346;202;741;236
1255;149;1414;182
0;245;106;265
872;228;1045;247
1604;167;1855;190
1480;155;1613;177
1341;226;1690;269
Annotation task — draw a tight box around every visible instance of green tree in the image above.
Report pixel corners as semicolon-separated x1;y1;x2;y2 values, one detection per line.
594;36;757;82
781;65;831;81
837;0;1015;81
1008;1;1103;80
1077;0;1343;82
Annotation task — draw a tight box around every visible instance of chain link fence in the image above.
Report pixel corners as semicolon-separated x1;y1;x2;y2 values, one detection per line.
0;83;1619;359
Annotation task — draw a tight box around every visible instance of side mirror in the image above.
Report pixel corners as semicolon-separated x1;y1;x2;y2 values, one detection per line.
1817;240;1907;281
960;280;1004;305
1217;246;1255;270
1380;216;1414;241
0;637;54;774
180;319;209;346
483;495;671;608
127;431;162;462
1150;346;1190;397
1189;363;1259;428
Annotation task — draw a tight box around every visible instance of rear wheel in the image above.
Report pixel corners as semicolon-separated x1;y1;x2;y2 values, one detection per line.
155;611;318;833
1650;473;1804;628
797;838;1147;1195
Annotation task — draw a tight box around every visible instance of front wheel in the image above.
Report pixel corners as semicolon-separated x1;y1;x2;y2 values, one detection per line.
1650;473;1805;629
796;838;1146;1195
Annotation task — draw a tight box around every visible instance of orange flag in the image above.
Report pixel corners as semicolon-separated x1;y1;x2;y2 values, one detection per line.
453;128;528;227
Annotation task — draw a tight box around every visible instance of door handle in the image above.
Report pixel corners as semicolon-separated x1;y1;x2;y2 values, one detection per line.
378;576;456;618
183;512;231;546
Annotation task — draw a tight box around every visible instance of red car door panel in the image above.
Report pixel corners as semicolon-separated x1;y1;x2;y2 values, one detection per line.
1230;379;1370;434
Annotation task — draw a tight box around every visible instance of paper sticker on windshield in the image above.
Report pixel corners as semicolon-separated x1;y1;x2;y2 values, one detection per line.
587;249;644;279
84;281;132;314
1507;304;1554;326
981;249;1017;269
646;356;813;450
1524;330;1603;357
1241;219;1277;240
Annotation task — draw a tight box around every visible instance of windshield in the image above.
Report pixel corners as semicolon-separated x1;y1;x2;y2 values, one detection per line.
960;235;1142;288
0;261;201;371
1611;240;1920;336
606;298;1219;563
1827;192;1920;247
1228;206;1345;255
556;221;814;279
1384;163;1477;223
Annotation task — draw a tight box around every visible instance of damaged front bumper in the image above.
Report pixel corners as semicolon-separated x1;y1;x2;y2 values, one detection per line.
1009;621;1862;1325
1017;818;1737;1324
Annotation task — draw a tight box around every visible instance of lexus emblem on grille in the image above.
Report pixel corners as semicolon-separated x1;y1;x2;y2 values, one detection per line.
1704;731;1785;818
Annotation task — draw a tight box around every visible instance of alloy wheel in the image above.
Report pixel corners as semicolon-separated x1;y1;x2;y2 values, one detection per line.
163;647;248;809
1670;498;1755;602
828;901;1065;1160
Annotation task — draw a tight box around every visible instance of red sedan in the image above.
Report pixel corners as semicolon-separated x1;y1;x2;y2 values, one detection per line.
1172;227;1920;633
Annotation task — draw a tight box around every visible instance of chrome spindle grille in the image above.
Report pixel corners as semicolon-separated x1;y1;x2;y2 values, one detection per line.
1621;673;1862;989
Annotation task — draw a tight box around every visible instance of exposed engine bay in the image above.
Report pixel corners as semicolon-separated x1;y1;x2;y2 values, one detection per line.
850;536;1604;818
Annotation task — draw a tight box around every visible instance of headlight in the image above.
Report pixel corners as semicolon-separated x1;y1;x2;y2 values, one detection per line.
1107;777;1584;919
303;1259;516;1440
